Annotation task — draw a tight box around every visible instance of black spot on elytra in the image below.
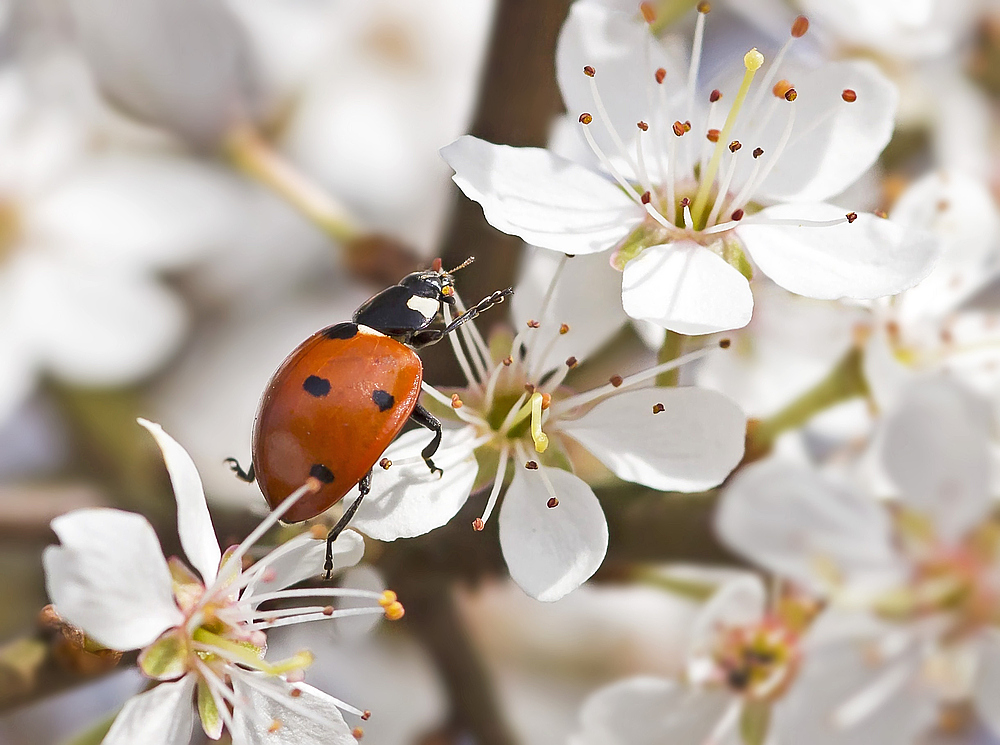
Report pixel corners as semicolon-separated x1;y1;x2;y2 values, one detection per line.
322;322;358;340
310;464;335;483
372;389;395;412
303;375;331;397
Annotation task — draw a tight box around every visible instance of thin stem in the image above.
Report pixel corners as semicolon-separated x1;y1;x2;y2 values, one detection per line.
656;331;685;386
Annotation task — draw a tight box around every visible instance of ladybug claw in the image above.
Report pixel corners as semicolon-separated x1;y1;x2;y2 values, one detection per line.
225;458;255;483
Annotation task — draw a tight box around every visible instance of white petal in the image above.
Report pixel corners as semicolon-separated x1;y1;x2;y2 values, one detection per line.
138;419;220;585
575;676;731;745
688;575;766;662
717;460;901;596
880;378;991;543
861;325;913;413
103;676;197;745
43;509;183;650
753;61;898;204
65;0;261;147
512;248;629;373
242;531;365;601
441;135;641;254
974;637;1000;737
738;205;938;300
499;466;608;602
559;387;745;492
621;242;754;335
231;677;356;745
351;426;479;541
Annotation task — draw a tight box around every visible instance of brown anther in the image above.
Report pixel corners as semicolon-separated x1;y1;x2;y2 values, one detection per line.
583;65;596;77
472;518;485;532
540;393;552;409
641;191;652;204
672;121;685;137
773;80;794;99
527;319;540;328
640;1;656;23
353;727;365;739
559;323;570;335
305;476;323;493
680;197;691;207
269;720;283;734
697;1;711;13
290;688;303;698
719;338;732;349
525;461;539;470
579;112;593;125
524;383;535;394
707;128;721;143
610;374;624;387
547;497;559;508
451;394;463;409
752;147;764;159
784;88;798;101
845;212;858;224
362;711;372;721
683;121;691;132
652;403;665;414
309;524;328;540
842;88;857;103
729;140;742;153
565;356;578;368
875;209;888;218
502;356;513;366
637;120;649;132
379;457;392;470
791;15;809;37
710;89;722;103
731;208;745;221
655;67;666;84
322;606;334;616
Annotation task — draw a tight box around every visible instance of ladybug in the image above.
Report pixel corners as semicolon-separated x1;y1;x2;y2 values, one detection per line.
226;258;511;576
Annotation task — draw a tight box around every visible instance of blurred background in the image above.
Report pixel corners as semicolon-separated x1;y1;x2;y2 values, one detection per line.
0;0;999;743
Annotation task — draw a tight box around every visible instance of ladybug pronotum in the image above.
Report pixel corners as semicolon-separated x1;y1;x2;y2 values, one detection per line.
226;258;511;576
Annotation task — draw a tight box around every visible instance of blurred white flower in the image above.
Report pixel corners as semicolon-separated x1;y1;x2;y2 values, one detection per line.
719;378;1000;740
351;256;745;602
43;419;397;744
442;4;937;335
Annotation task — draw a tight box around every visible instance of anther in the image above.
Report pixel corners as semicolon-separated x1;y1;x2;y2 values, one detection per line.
565;356;578;368
637;120;649;131
524;383;535;394
525;461;539;470
559;323;570;335
842;89;857;103
752;147;764;159
784;88;797;101
305;477;323;493
610;374;624;387
290;689;303;698
655;68;666;84
641;191;652;204
710;89;722;103
379;457;392;469
652;403;665;414
269;720;283;733
680;197;691;208
379;591;398;606
672;121;686;137
583;65;595;77
540;393;552;409
707;129;720;143
527;319;540;328
731;208;744;221
309;524;327;540
362;711;372;721
640;1;656;23
719;338;732;348
384;602;405;621
697;1;711;13
503;356;513;366
322;606;334;616
875;210;888;218
579;112;593;125
791;15;809;37
353;727;364;739
773;80;794;99
729;140;742;153
472;518;485;532
451;394;464;409
846;212;858;223
547;497;559;508
683;121;691;132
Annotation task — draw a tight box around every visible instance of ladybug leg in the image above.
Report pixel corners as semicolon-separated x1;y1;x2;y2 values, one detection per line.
411;288;513;349
324;469;372;580
224;458;255;483
409;403;443;477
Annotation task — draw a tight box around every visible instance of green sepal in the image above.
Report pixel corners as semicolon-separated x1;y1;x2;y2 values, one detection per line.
138;630;187;680
723;238;754;281
197;677;224;740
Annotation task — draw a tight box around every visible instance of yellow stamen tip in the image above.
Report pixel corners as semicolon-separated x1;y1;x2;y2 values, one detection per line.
533;433;549;454
379;590;398;607
529;392;549;453
384;601;405;621
744;48;764;71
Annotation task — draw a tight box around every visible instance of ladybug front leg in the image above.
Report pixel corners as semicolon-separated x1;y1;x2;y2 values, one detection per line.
224;458;255;483
324;468;372;580
409;403;443;477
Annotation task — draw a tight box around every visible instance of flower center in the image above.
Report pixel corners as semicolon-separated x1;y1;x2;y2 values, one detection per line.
706;619;801;701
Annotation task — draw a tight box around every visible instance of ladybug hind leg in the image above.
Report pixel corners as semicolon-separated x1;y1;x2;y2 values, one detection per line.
224;458;255;483
324;469;372;580
409;403;443;477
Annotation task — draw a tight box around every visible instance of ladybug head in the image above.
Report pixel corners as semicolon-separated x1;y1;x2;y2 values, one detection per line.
399;257;474;306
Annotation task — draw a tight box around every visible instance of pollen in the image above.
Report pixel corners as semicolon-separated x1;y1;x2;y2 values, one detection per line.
752;147;764;159
530;392;549;453
547;497;559;508
609;375;624;387
772;79;794;99
579;112;593;125
655;67;666;84
527;319;540;329
362;711;372;721
383;602;405;621
719;338;732;348
672;121;686;137
290;688;303;698
637;120;649;131
583;65;595;77
322;606;334;616
451;394;464;409
641;191;652;204
652;403;665;414
503;356;513;366
525;461;539;470
846;212;858;223
310;524;328;540
565;356;578;368
842;88;857;102
731;208;745;221
379;457;392;469
710;89;722;102
697;1;711;13
472;518;485;531
729;140;742;153
379;590;398;607
269;719;283;733
640;2;656;24
744;48;764;71
791;15;809;37
540;393;551;409
559;323;570;335
784;88;797;101
707;128;720;142
353;727;365;739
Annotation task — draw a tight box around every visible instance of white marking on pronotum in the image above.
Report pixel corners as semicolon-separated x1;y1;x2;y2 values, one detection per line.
406;294;441;319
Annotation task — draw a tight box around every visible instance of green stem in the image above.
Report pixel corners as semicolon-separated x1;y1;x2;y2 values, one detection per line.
745;346;869;463
656;331;685;386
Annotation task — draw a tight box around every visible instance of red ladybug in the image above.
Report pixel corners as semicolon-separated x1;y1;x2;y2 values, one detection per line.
227;259;511;576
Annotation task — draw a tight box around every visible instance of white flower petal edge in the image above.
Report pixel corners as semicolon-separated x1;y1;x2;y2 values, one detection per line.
441;135;642;255
879;378;992;543
717;459;902;596
43;509;183;650
230;677;356;745
351;426;480;541
621;242;754;335
738;204;938;300
242;531;365;601
499;466;608;602
138;418;221;584
558;387;745;492
687;574;767;663
103;675;197;745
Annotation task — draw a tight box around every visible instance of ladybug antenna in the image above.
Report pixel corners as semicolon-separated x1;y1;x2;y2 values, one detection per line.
447;256;475;274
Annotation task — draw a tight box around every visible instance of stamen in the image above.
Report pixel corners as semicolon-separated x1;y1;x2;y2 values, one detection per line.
443;305;483;390
580;121;644;206
244;587;386;605
587;74;649;192
727;103;795;215
380;457;392;469
420;382;489;428
691;49;765;227
842;89;857;102
747;16;808;115
685;2;710;172
249;606;389;630
452;291;494;373
477;446;510;528
529;393;549;453
706;145;742;227
639;1;656;24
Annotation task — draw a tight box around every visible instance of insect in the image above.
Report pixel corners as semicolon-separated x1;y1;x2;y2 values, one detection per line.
226;258;511;577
